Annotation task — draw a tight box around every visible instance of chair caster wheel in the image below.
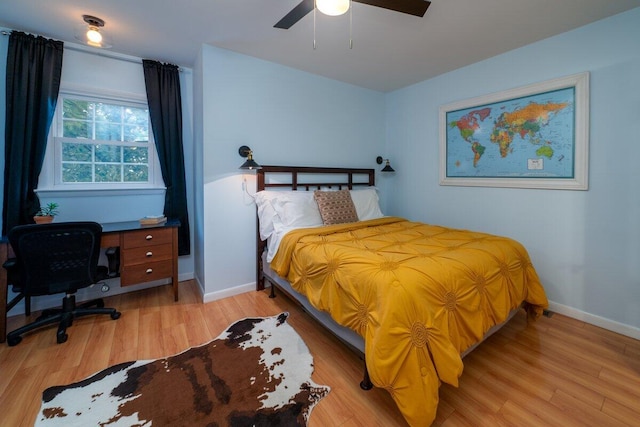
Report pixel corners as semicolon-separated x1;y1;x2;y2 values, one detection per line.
7;336;22;346
111;311;121;320
57;333;68;344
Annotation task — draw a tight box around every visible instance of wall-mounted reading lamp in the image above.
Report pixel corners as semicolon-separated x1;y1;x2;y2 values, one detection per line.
238;145;262;170
376;156;395;172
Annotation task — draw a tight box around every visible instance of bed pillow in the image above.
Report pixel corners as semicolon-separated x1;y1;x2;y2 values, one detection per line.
350;188;384;220
254;191;284;240
271;191;324;228
314;189;359;225
255;190;324;236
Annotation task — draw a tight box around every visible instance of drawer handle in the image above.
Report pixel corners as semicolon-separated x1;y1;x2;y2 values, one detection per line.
146;251;153;257
145;235;153;240
146;268;153;274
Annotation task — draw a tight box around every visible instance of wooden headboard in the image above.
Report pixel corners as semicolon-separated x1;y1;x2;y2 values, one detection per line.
257;165;375;192
254;165;376;290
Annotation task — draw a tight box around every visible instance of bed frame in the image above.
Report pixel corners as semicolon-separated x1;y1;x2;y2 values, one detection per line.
253;165;522;393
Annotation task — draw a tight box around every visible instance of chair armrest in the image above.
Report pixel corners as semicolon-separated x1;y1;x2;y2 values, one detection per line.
3;257;25;311
3;257;16;270
3;258;21;289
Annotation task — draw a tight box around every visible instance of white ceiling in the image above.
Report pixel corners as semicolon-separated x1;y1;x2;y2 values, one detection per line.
0;0;638;92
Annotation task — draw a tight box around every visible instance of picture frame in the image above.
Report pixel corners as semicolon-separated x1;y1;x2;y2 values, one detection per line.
439;72;589;190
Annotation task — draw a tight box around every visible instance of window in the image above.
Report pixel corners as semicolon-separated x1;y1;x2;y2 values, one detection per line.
39;89;164;193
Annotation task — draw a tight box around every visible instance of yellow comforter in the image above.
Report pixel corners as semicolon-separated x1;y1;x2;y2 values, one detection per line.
271;217;548;426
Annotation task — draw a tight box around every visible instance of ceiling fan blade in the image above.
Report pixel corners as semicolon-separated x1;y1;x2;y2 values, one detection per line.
274;0;315;29
274;0;430;30
355;0;431;17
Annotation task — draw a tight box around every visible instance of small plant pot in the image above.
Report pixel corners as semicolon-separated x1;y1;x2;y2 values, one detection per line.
34;215;54;224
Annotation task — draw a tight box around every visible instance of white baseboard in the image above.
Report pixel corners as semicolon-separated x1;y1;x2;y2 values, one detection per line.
193;276;205;299
548;300;640;340
178;272;195;283
202;282;255;304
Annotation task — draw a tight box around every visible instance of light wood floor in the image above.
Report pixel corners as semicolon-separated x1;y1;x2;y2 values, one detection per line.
1;280;639;426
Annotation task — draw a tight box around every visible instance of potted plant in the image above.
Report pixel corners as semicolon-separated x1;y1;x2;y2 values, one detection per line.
34;202;59;224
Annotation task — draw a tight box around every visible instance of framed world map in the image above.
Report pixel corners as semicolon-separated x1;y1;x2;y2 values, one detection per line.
439;72;589;190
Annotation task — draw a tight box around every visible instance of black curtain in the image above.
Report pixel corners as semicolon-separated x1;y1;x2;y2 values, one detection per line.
142;60;190;256
2;32;64;236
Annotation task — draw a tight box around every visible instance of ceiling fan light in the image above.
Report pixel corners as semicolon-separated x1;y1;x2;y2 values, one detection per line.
316;0;350;16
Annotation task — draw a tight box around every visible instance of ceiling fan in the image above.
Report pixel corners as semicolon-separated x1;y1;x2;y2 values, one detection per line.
274;0;431;29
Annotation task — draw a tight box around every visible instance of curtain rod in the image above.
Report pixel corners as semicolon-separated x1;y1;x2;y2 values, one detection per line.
1;29;187;72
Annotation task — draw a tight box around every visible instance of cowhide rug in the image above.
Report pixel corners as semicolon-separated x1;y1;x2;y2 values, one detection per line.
36;312;330;426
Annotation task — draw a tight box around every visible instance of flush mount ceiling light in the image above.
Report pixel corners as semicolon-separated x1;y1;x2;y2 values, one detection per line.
316;0;350;16
74;15;112;48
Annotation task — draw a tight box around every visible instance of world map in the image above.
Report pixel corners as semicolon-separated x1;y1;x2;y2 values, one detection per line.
446;87;575;178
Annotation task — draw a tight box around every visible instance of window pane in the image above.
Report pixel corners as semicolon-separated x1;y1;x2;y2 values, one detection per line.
95;103;121;123
95;145;121;162
124;165;149;182
63;120;90;138
95;123;122;141
123;146;148;163
124;125;149;142
62;143;92;162
125;107;148;126
62;163;92;182
95;164;121;182
62;99;91;120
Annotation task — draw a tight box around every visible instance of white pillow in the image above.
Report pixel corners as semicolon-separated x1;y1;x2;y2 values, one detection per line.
255;188;382;240
271;191;323;228
254;190;324;239
254;191;283;241
350;188;384;220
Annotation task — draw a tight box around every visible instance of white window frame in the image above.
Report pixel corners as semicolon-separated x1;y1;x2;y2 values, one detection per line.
37;86;165;195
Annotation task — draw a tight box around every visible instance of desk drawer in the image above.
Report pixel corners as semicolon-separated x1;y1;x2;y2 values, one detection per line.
121;260;173;286
123;244;173;266
123;228;173;249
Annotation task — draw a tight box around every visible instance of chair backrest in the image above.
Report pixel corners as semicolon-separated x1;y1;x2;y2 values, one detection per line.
8;222;103;296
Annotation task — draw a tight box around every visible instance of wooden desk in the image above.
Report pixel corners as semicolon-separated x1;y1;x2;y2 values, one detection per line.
0;220;180;343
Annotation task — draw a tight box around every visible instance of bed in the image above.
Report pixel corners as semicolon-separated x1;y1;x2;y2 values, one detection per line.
253;165;548;427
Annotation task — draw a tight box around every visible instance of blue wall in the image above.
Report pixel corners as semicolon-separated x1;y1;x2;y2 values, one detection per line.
195;45;386;300
386;8;640;336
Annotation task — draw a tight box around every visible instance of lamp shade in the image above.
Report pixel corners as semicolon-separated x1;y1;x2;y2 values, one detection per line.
381;160;395;172
239;157;261;170
238;146;262;170
316;0;350;16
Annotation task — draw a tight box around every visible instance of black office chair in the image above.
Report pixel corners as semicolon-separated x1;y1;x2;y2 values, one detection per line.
5;222;121;346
